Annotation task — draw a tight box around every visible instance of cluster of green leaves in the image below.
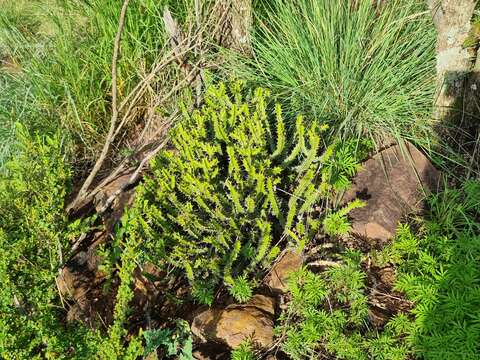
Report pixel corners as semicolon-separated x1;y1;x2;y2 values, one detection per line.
277;252;410;360
375;180;480;359
143;320;193;359
129;82;338;304
323;198;366;237
231;0;436;144
231;339;256;360
320;139;372;192
0;125;99;358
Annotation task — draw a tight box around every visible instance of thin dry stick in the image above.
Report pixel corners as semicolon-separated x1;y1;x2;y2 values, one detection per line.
97;137;171;214
115;18;210;118
307;259;341;268
67;0;130;213
79;70;198;209
112;42;196;139
68;0;226;214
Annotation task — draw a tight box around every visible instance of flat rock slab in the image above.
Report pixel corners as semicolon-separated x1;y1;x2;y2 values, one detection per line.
341;142;439;242
191;295;275;349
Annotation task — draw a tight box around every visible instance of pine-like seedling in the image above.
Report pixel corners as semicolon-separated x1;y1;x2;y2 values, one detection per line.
129;82;327;303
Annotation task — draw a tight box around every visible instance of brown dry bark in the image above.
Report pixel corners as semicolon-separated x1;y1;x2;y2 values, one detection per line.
230;0;252;54
427;0;477;122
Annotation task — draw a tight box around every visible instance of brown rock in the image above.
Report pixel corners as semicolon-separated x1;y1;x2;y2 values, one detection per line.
229;293;275;315
191;295;275;349
265;250;303;293
192;343;229;360
341;142;439;242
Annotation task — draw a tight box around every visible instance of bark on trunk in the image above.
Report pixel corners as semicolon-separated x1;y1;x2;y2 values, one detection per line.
229;0;252;54
427;0;476;122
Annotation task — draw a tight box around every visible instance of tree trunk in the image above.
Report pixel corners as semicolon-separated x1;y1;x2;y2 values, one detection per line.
229;0;252;54
427;0;476;122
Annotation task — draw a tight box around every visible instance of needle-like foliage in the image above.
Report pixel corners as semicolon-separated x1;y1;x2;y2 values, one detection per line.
129;82;331;304
376;181;480;360
277;252;410;360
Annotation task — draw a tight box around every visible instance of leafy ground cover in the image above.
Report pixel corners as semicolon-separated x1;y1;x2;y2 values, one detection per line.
0;126;100;357
276;179;480;360
374;181;480;359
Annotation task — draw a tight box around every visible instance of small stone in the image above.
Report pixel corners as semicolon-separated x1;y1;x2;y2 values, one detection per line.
265;250;303;293
341;142;439;242
191;295;275;349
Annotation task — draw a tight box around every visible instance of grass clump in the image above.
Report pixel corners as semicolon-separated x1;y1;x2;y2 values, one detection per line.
277;252;410;360
375;180;480;360
0;0;191;165
233;0;436;142
128;81;336;304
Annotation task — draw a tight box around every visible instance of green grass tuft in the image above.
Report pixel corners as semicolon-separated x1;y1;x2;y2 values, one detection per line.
231;0;436;143
0;0;192;166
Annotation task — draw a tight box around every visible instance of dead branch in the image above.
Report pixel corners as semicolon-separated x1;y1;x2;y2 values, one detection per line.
97;136;171;214
67;0;131;213
66;0;239;217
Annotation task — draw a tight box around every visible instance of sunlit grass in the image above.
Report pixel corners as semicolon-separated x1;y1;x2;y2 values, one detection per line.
0;0;191;166
231;0;436;146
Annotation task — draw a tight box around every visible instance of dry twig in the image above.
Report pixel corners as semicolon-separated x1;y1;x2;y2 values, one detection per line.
67;0;235;216
67;0;131;213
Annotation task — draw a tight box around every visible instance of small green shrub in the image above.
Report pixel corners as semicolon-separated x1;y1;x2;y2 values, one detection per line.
0;126;148;358
0;125;99;358
378;181;480;359
277;253;409;360
231;339;256;360
129;82;335;303
0;134;186;358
